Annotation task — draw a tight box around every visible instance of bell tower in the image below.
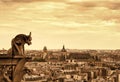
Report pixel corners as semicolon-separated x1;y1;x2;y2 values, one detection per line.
60;45;68;61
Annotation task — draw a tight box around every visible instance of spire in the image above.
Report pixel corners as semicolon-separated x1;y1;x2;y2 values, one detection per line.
43;46;47;52
61;45;67;52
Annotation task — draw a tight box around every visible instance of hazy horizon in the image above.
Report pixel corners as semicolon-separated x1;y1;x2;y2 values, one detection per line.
0;0;120;50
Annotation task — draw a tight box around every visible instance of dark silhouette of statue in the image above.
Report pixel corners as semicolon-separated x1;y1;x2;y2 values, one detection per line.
7;32;32;56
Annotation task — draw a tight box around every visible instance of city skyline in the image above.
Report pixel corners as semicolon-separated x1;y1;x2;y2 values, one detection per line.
0;0;120;49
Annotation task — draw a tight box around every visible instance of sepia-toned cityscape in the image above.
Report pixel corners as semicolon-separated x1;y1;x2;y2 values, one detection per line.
0;46;120;82
0;0;120;82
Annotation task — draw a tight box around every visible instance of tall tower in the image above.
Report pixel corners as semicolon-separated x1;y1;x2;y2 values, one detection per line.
61;45;67;52
60;45;68;61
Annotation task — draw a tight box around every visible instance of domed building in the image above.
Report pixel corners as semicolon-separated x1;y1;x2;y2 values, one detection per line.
42;46;48;59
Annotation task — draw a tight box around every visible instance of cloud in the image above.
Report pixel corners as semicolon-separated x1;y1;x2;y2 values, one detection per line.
0;0;65;3
104;1;120;10
66;0;120;11
1;0;120;11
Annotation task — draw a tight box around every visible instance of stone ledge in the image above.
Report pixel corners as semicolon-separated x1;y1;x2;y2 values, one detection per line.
0;54;32;65
0;54;31;59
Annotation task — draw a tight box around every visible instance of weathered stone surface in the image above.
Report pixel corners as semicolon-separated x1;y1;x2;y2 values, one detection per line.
0;55;31;82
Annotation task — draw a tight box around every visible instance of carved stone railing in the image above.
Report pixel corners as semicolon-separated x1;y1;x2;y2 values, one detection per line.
0;54;31;82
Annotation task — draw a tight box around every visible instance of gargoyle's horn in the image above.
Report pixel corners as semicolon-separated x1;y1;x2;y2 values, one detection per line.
29;32;31;36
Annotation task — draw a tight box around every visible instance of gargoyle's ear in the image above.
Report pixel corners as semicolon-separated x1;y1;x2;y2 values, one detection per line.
29;32;31;37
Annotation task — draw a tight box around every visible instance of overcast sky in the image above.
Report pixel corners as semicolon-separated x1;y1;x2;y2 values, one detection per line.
0;0;120;50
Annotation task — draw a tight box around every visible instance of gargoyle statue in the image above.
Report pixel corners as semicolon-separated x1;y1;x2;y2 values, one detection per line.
7;32;32;56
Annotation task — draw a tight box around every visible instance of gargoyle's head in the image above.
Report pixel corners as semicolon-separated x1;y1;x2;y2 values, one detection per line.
26;32;32;45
